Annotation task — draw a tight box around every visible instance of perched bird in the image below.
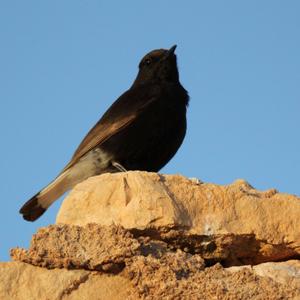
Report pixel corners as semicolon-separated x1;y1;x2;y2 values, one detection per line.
20;45;189;221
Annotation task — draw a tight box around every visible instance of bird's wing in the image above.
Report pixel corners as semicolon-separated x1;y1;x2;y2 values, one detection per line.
62;85;160;171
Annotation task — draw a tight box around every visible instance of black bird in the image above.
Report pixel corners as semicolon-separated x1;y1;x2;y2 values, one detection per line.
20;45;189;221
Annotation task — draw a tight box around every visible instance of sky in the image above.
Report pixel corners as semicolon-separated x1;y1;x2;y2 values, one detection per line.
0;1;299;261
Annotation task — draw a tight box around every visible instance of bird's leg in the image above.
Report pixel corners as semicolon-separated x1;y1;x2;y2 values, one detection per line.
112;161;128;172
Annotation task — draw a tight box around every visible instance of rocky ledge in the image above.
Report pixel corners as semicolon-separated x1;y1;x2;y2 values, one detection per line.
1;171;300;299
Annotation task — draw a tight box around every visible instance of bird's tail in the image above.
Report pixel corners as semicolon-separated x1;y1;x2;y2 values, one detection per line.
19;170;71;222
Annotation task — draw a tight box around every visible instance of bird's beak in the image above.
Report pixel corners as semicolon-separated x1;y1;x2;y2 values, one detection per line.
168;45;177;54
164;45;177;59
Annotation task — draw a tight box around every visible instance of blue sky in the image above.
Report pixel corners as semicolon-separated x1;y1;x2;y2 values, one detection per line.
0;1;299;261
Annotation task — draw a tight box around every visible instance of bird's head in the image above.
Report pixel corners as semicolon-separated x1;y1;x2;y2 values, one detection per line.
133;45;179;86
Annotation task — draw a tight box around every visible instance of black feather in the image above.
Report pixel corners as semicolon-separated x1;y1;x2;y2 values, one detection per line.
19;194;46;222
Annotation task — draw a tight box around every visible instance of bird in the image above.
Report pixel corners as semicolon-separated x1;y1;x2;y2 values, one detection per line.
20;45;189;222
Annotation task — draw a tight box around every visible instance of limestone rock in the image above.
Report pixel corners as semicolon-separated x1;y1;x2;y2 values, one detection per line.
2;259;299;300
0;261;134;300
252;260;300;288
8;222;299;299
11;224;140;272
56;171;300;264
125;259;300;300
228;260;300;288
3;172;300;299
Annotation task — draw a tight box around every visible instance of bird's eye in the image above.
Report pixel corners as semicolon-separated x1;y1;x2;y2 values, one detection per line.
144;58;152;66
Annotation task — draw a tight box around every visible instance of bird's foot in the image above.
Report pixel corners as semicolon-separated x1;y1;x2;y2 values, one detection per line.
112;161;128;172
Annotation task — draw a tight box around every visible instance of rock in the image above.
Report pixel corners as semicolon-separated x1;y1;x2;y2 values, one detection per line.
228;260;300;288
125;259;300;300
3;172;300;299
252;260;300;288
3;258;299;300
0;261;134;300
56;171;300;265
8;223;300;299
11;224;140;272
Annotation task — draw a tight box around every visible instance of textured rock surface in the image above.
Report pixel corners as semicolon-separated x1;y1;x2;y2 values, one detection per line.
5;250;300;300
8;223;300;299
3;172;300;299
125;259;300;300
0;261;134;300
11;224;140;272
228;260;300;288
57;171;300;264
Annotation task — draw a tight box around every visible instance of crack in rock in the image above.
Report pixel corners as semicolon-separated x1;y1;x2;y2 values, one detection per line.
58;273;90;300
